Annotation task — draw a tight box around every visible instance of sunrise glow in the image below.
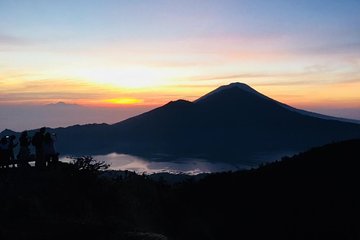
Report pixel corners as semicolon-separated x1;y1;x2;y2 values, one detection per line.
103;98;144;105
0;0;359;123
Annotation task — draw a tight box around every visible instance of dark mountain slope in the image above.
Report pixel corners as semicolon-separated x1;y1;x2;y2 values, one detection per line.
95;83;360;163
166;139;360;240
54;123;114;155
2;83;359;165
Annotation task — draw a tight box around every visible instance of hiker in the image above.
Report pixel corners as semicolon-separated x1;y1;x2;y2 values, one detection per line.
0;136;10;168
32;127;46;168
8;135;18;167
17;131;32;168
43;132;59;167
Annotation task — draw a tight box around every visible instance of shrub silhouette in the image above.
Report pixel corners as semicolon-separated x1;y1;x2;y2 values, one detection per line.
69;156;109;172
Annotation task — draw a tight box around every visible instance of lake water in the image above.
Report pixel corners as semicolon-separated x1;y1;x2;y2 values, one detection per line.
60;153;250;175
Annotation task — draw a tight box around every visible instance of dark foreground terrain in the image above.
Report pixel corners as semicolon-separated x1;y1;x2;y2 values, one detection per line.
1;139;359;240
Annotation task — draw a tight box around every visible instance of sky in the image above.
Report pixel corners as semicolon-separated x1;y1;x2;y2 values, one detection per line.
1;0;360;130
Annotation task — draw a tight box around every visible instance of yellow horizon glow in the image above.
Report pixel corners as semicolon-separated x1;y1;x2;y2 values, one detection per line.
103;98;144;105
1;37;359;110
67;66;176;89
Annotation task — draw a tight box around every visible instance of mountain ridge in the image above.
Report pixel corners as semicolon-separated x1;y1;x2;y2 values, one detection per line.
197;82;360;124
1;82;360;165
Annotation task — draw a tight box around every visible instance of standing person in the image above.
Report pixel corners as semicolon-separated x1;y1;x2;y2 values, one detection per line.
32;127;46;168
43;132;58;167
8;135;18;167
0;137;10;168
17;131;32;168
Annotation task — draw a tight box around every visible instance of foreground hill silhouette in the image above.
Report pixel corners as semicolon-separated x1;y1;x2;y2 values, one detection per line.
0;139;359;239
2;82;360;165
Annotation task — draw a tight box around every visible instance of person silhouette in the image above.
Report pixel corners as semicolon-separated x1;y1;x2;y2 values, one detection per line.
32;127;46;168
8;135;18;167
17;131;32;168
0;136;10;168
43;132;58;167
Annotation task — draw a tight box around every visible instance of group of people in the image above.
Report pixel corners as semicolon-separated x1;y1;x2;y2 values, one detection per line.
0;127;59;168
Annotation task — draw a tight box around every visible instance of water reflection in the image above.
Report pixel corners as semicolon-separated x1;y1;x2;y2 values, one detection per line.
61;153;249;175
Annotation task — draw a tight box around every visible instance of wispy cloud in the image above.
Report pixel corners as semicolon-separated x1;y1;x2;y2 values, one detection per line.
289;40;360;57
0;34;22;44
0;33;31;47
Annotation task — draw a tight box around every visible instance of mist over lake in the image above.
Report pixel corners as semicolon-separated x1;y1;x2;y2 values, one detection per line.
61;153;248;174
59;149;298;174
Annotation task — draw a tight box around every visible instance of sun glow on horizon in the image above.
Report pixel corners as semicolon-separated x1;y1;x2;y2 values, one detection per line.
0;0;359;121
102;98;144;105
68;67;174;89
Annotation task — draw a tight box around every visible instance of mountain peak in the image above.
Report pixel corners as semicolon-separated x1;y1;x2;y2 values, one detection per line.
195;82;263;103
45;102;81;108
226;82;255;91
163;99;193;109
0;128;17;136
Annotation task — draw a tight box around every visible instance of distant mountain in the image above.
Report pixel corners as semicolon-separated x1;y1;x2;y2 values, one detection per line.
102;82;360;163
2;82;360;165
198;83;360;124
45;102;82;108
0;129;17;137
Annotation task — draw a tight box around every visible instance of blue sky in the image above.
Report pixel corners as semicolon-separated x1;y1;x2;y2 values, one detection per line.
1;0;359;46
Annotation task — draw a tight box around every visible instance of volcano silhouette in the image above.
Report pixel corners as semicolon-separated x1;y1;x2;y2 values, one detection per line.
2;83;360;165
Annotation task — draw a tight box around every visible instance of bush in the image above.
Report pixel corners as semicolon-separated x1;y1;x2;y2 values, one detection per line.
69;156;109;172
